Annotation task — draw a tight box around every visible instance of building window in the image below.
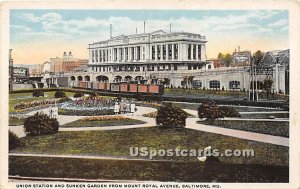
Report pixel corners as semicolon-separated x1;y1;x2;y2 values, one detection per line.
208;65;212;69
198;45;201;60
168;44;172;60
209;80;220;89
174;64;177;70
192;80;202;88
131;47;134;60
125;47;128;61
174;44;178;60
193;45;196;60
95;50;98;62
193;64;197;70
120;48;123;61
188;44;191;60
137;46;140;61
229;81;240;89
152;46;155;60
103;50;106;62
188;64;191;70
163;45;166;60
99;50;102;62
157;45;161;60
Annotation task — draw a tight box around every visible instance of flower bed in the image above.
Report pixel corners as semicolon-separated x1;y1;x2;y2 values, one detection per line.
13;99;58;110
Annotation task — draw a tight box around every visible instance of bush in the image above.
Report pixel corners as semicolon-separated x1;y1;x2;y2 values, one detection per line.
9;131;20;150
156;103;187;128
219;106;240;117
57;97;72;103
198;101;224;120
24;113;59;136
90;92;97;98
198;101;240;120
54;90;66;98
74;91;84;98
32;90;44;97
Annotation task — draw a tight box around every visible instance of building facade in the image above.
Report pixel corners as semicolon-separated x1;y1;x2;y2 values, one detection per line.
77;30;213;86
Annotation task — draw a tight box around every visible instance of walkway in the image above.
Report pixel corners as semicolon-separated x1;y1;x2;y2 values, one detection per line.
9;106;289;147
186;118;289;147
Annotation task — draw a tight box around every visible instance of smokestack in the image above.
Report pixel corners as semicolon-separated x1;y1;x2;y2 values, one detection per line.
238;46;240;52
170;23;172;33
110;24;112;39
144;21;145;33
136;27;137;34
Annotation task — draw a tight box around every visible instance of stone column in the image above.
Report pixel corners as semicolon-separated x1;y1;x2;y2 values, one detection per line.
160;44;163;61
172;44;174;60
196;45;199;60
155;45;158;61
191;44;193;60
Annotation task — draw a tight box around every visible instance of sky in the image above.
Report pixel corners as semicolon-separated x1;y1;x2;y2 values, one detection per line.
10;9;289;64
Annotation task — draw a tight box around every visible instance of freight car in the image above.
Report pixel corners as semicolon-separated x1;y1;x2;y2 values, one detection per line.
75;81;164;95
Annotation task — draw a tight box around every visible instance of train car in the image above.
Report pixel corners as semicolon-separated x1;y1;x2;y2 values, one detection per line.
129;83;138;93
110;83;120;92
79;81;87;88
138;84;148;93
97;82;106;90
120;83;129;92
148;85;164;94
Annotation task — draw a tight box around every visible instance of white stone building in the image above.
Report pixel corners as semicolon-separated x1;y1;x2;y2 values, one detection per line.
83;30;213;86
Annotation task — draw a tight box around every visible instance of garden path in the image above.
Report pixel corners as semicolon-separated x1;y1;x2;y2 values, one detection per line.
9;106;289;147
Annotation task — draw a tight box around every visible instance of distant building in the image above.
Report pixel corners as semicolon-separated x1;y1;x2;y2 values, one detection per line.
261;49;289;66
210;58;222;68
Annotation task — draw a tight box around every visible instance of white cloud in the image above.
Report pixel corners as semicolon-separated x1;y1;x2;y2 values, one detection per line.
14;11;287;46
268;19;288;27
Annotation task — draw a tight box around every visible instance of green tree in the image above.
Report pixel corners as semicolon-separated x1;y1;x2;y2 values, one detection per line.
263;78;273;99
217;53;232;67
253;50;264;66
224;53;232;67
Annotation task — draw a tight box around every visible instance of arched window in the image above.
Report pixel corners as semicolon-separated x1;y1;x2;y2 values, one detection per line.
70;76;76;81
84;75;90;81
209;80;220;89
229;81;240;89
77;76;83;81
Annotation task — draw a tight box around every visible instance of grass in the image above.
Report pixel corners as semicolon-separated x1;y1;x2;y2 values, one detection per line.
62;116;146;127
240;113;289;119
165;88;289;101
9;116;25;126
9;91;75;113
201;120;289;137
10;127;288;166
170;102;283;112
9;156;288;182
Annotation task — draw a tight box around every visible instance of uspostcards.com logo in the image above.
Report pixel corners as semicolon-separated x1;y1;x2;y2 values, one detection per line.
129;146;255;159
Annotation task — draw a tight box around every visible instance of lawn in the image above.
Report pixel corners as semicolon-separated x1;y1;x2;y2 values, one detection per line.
10;127;288;166
164;88;289;101
240;113;289;119
9;156;288;182
61;116;146;127
170;102;284;112
9;116;25;126
9;91;75;113
201;120;289;137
